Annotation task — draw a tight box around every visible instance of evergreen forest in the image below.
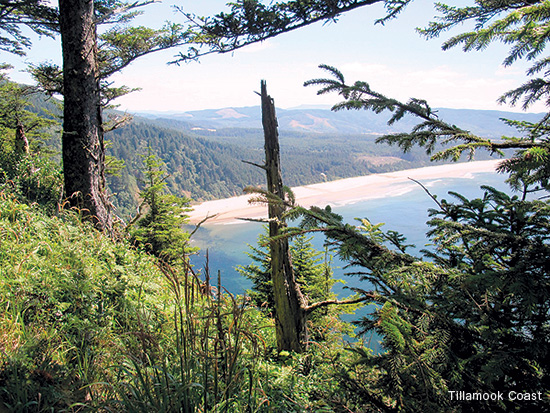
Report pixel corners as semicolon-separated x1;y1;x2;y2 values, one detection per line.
1;0;550;412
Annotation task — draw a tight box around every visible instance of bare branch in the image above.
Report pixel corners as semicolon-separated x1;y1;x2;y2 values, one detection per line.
304;294;373;314
242;159;267;170
408;177;444;210
189;213;219;237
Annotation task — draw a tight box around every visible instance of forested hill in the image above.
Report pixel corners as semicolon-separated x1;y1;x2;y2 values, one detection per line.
106;122;265;214
106;104;529;217
106;118;434;218
24;91;516;218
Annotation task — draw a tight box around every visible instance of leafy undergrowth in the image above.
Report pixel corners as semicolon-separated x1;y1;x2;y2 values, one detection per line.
0;192;373;412
0;191;168;410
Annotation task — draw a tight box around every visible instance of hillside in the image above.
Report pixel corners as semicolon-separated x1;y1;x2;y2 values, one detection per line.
23;92;526;218
108;105;527;217
106;122;264;216
136;106;544;137
106;118;436;218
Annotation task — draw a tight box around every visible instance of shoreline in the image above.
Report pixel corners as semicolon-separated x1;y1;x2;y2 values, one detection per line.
188;160;502;225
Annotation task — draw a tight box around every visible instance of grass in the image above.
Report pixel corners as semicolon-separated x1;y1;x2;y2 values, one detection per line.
0;190;374;412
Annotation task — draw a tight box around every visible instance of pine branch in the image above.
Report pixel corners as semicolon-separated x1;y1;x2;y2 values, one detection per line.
498;77;550;110
419;1;550;83
98;23;191;78
307;64;550;164
170;0;394;63
291;204;417;270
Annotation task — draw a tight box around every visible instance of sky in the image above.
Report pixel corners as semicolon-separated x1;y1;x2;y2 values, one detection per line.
2;0;546;114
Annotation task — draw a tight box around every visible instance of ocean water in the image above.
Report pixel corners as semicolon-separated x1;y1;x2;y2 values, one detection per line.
189;170;508;352
190;170;508;294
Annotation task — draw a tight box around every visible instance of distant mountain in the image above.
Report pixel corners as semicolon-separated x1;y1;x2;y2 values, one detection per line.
135;106;544;138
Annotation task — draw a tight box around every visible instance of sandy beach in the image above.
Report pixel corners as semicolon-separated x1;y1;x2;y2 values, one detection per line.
188;160;502;225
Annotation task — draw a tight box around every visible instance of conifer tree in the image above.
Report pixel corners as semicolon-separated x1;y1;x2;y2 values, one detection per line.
0;69;61;207
0;0;57;55
240;229;349;341
48;0;191;231
238;228;274;312
128;151;194;265
286;186;550;411
240;230;332;312
295;1;550;410
246;81;367;352
291;233;332;305
0;72;56;156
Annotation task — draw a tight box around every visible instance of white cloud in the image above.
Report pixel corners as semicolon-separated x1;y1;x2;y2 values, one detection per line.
495;65;524;77
340;62;389;77
113;48;547;114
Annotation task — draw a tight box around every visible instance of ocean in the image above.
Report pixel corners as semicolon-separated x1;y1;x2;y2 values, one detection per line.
190;170;508;294
189;170;508;351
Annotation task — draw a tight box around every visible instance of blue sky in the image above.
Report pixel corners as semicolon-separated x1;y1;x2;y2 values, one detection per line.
3;0;545;113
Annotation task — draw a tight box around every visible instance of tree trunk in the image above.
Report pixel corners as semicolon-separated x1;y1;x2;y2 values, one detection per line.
260;80;307;352
15;121;29;155
59;0;112;231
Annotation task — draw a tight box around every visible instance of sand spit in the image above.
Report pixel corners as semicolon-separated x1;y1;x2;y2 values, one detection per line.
188;160;502;225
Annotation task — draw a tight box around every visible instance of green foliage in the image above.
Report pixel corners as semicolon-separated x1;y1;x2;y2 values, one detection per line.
0;183;386;412
239;228;335;315
298;2;550;409
0;0;57;56
0;191;307;411
0;191;169;411
0;76;62;211
419;1;550;99
29;1;190;109
239;227;359;342
100;262;274;412
0;78;57;138
128;151;194;264
291;184;550;411
174;0;386;63
0;188;377;411
291;234;331;303
238;228;274;311
305;54;550;406
0;149;62;211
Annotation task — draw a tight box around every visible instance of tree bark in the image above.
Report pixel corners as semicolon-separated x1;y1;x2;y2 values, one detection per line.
260;80;307;352
15;121;29;155
59;0;111;231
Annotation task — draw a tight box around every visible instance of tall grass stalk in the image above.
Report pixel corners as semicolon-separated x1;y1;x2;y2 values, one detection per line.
105;256;268;412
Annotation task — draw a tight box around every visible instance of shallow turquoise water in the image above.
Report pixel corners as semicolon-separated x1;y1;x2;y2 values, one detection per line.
189;171;508;352
190;170;508;293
